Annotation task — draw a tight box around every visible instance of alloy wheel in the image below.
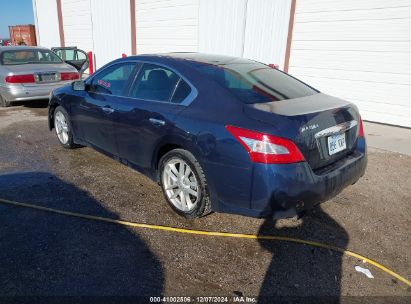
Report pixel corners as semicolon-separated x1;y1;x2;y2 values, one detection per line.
162;159;199;212
54;111;69;145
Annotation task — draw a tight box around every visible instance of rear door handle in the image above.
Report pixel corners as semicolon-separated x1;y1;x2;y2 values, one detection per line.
102;106;115;114
149;118;166;126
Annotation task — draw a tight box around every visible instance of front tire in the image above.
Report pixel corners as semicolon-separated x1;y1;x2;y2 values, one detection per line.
54;106;75;149
159;149;212;219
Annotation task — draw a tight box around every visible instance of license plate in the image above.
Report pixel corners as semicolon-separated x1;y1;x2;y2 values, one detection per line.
328;133;346;155
37;73;58;82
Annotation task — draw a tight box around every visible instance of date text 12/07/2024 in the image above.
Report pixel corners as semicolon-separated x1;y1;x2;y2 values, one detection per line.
149;296;257;303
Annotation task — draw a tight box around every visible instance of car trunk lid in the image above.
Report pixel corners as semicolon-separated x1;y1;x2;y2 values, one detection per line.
244;93;361;171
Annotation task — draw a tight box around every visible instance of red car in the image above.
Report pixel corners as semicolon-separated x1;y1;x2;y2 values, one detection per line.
0;39;12;46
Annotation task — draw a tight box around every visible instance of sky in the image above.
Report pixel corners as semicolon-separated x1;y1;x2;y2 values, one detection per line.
0;0;35;38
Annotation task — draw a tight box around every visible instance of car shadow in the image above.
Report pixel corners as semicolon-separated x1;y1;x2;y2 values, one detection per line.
11;99;49;108
0;172;164;298
258;206;348;303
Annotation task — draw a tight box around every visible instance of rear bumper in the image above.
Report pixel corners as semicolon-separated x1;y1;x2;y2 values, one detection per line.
213;138;367;219
0;82;72;102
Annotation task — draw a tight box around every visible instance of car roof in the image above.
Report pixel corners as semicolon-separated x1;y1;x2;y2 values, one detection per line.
0;46;50;53
126;52;254;67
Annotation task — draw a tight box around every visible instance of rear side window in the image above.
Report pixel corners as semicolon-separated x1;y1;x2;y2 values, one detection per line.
193;62;318;104
54;49;87;61
90;63;136;96
54;49;75;60
171;79;191;103
131;63;190;103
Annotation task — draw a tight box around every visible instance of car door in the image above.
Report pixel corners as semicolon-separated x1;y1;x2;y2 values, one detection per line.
73;62;139;157
112;62;195;172
51;47;89;76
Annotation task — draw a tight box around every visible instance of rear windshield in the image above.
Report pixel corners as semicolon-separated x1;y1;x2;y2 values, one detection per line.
193;62;318;103
0;49;63;65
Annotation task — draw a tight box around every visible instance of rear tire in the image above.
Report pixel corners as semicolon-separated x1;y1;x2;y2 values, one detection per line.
159;149;212;219
0;94;11;107
54;106;76;149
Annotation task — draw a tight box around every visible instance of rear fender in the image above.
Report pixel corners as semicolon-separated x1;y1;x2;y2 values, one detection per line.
151;132;203;181
48;99;59;130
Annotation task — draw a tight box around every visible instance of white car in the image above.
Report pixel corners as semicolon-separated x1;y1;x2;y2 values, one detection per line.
0;46;88;107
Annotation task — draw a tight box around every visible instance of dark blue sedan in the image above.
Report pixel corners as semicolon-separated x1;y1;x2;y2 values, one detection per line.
48;53;367;219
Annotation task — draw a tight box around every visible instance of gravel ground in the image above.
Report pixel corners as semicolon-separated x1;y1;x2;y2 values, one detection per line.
0;104;410;302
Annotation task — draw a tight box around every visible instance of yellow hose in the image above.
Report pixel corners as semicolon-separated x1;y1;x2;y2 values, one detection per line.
1;197;410;288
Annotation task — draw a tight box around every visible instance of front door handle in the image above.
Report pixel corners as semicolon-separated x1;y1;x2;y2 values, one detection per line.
149;118;166;126
102;106;115;114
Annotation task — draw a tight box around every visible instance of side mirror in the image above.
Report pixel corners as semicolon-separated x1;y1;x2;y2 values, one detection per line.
72;80;86;91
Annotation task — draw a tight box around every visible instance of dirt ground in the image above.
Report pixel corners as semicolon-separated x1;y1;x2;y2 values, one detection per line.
0;103;410;302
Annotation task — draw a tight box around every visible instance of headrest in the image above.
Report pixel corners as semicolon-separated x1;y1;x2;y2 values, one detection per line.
147;69;169;88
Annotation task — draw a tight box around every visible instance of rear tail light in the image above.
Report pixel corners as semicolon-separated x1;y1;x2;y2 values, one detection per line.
358;116;364;137
60;72;80;81
5;74;35;83
225;125;305;164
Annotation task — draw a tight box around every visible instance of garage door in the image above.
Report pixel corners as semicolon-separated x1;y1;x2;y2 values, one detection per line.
199;0;247;57
289;0;411;127
90;0;131;69
135;0;199;54
198;0;291;69
243;0;292;69
61;0;94;53
32;0;60;49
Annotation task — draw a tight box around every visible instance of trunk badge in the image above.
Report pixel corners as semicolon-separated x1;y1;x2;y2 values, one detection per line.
301;124;319;133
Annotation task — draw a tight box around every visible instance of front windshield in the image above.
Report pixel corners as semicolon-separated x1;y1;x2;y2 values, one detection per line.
0;49;63;65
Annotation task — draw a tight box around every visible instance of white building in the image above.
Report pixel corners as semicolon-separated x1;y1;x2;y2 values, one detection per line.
32;0;411;127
